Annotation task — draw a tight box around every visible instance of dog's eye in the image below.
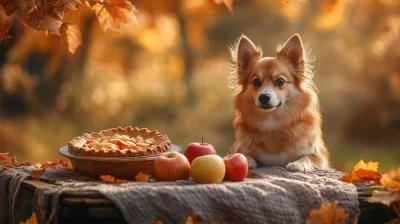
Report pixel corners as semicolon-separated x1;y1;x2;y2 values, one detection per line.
274;78;285;86
252;79;261;87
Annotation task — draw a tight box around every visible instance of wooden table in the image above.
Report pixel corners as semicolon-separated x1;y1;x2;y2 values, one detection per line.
15;180;398;224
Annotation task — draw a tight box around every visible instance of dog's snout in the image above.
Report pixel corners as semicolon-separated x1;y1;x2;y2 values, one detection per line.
258;93;271;104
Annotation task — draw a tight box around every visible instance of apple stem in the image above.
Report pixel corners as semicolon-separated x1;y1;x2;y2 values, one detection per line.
202;137;203;145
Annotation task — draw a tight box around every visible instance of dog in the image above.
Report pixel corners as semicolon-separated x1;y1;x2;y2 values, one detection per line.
229;34;330;172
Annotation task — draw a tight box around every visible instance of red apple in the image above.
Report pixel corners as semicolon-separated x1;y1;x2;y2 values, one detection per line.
184;139;217;164
191;155;225;184
223;153;248;181
153;152;191;181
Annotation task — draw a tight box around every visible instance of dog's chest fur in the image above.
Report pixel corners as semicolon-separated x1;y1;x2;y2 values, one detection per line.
233;121;318;166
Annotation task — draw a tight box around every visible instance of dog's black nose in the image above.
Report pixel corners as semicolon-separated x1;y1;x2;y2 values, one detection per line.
258;93;271;104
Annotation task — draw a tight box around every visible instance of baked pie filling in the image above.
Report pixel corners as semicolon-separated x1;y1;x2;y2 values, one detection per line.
68;126;172;157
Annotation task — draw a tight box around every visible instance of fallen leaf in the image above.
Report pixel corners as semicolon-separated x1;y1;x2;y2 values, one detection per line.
213;0;233;12
246;172;263;179
338;173;360;183
61;23;82;54
65;161;72;168
100;174;116;182
354;169;382;180
71;175;95;181
115;178;127;183
40;159;72;169
339;160;381;183
135;171;150;182
21;212;38;224
154;221;163;224
389;167;400;182
305;201;350;224
380;167;400;192
185;213;202;224
353;160;379;172
19;162;32;167
380;174;400;192
30;168;46;179
0;153;10;161
100;174;126;183
0;152;19;167
366;191;400;206
88;0;138;32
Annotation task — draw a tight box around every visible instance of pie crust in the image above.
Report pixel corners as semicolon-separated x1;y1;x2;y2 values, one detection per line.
68;126;172;157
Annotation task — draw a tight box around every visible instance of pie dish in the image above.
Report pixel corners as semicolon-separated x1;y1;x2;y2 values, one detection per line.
68;126;172;157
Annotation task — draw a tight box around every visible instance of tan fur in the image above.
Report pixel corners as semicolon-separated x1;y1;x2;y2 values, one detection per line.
229;34;330;172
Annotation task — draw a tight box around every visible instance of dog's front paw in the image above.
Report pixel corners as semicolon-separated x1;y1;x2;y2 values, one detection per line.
285;159;315;173
245;155;258;169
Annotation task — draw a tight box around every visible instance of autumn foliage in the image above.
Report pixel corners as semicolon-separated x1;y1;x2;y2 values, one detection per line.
339;160;382;183
0;0;234;54
0;0;138;53
380;167;400;192
0;152;72;179
100;174;127;183
305;201;351;224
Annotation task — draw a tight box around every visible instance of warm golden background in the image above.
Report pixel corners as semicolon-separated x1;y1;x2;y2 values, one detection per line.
1;0;399;172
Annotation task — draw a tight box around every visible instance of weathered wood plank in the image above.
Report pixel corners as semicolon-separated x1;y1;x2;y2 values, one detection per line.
22;179;56;191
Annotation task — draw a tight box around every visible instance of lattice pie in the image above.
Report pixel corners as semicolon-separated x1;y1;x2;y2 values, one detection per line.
68;126;172;157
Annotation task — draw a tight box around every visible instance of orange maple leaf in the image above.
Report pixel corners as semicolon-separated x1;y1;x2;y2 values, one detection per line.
61;23;82;54
87;0;138;32
100;175;127;183
135;171;150;182
380;167;400;192
305;201;350;224
339;160;381;183
354;169;382;180
30;168;46;179
0;152;19;168
40;159;72;169
19;162;32;167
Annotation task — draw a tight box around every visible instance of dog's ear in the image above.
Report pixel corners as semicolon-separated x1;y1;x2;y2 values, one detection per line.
277;34;305;74
233;36;262;84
